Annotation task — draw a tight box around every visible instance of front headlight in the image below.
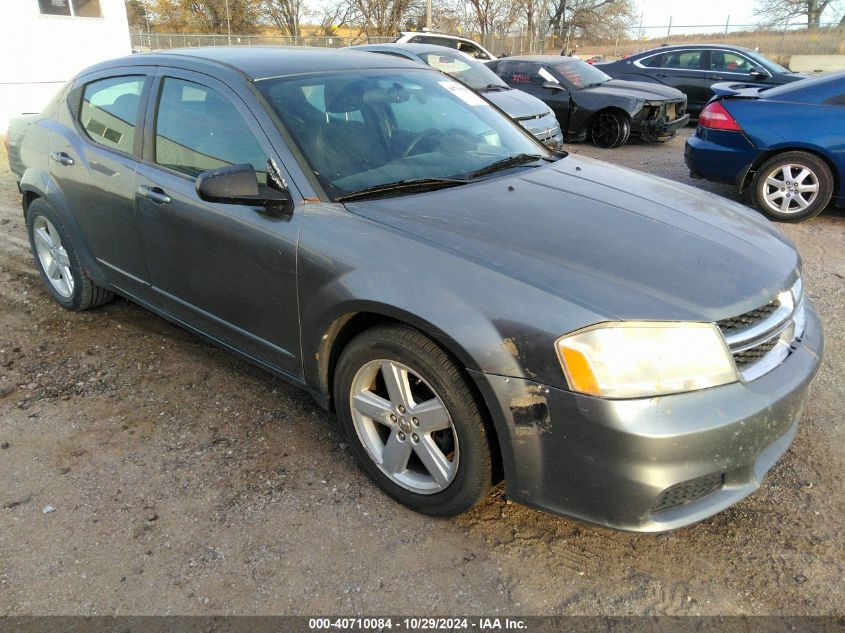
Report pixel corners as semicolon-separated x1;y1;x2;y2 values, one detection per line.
556;322;738;399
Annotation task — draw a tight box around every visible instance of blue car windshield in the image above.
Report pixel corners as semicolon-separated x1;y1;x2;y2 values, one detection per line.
257;69;549;200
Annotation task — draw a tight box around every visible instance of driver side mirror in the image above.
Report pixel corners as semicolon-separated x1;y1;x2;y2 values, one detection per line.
542;81;566;91
749;66;771;80
196;163;293;216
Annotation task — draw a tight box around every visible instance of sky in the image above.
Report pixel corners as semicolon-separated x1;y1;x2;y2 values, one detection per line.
633;0;840;33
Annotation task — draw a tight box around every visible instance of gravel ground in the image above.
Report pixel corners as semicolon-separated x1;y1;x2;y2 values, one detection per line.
0;128;843;616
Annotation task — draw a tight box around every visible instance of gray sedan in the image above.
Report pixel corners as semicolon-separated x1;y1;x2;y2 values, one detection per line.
7;47;822;531
350;43;564;149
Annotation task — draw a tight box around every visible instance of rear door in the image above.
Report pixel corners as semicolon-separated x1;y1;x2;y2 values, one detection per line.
637;49;710;110
133;69;302;377
49;69;155;299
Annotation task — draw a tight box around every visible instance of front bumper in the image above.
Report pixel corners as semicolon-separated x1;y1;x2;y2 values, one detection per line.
470;300;823;532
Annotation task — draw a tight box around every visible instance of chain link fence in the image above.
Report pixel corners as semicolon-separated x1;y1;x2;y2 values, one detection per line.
132;21;845;68
130;31;395;51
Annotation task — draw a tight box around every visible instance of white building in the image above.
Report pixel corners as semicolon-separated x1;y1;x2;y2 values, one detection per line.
1;0;131;132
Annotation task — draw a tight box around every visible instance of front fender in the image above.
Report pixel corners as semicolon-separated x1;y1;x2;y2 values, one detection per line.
301;270;530;394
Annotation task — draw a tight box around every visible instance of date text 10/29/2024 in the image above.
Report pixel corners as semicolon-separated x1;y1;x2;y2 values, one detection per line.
308;618;528;631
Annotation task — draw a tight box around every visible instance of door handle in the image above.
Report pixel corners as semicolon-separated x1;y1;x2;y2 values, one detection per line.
707;75;724;80
655;72;670;77
49;151;74;166
137;185;171;205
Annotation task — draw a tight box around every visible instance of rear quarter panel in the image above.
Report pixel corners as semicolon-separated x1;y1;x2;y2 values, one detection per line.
723;99;845;198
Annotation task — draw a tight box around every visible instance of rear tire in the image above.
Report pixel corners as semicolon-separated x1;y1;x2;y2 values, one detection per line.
26;198;114;311
590;111;630;148
334;324;493;516
751;151;833;222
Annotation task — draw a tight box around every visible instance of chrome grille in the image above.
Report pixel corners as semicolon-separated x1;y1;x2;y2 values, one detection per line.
718;301;779;335
718;278;805;381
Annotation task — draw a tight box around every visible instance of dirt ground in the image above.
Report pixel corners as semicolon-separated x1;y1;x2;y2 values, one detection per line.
1;128;843;616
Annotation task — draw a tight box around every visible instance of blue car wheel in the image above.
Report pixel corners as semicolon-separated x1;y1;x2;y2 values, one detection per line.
751;151;834;222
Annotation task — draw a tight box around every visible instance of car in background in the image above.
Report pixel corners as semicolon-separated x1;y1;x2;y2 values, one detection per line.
486;55;689;148
350;43;563;149
598;44;808;117
394;31;496;60
7;47;823;532
685;71;845;222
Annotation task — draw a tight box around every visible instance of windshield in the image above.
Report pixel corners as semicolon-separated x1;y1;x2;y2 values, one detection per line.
418;50;509;91
257;69;549;200
551;60;612;88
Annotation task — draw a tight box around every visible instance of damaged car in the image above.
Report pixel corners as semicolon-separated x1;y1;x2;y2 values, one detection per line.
486;56;690;148
8;47;822;531
349;43;563;149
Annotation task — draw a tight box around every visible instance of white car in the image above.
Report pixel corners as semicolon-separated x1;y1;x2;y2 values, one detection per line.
394;31;496;61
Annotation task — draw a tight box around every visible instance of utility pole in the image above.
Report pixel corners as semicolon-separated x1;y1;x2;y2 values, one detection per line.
426;0;432;30
225;0;232;45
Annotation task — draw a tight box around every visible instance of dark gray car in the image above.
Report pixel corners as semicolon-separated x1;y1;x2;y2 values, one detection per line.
7;47;822;531
350;43;563;149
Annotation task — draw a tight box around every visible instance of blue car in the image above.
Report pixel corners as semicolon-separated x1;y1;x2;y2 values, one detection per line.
685;71;845;222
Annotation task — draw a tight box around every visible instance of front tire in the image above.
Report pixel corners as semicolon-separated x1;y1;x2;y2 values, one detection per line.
26;198;114;310
751;152;833;222
590;111;631;148
334;324;493;516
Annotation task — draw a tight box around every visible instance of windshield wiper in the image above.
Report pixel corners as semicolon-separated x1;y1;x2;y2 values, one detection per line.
335;178;468;202
467;153;555;179
478;83;509;92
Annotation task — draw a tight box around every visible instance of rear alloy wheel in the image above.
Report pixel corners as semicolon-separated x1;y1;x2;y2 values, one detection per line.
334;324;493;516
26;198;114;310
752;152;833;222
590;111;630;149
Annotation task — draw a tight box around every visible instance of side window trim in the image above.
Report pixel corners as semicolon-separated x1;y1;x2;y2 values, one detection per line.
72;71;152;159
635;49;706;72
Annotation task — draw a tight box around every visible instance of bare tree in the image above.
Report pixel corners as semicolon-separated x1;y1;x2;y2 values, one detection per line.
545;0;634;49
753;0;841;28
260;0;306;36
346;0;421;36
464;0;519;36
147;0;260;33
311;1;351;35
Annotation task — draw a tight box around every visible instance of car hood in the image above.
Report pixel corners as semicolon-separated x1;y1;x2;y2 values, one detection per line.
584;79;685;102
482;88;550;119
344;155;798;321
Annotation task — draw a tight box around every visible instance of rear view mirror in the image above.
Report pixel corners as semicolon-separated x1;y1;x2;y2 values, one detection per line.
196;163;292;215
542;81;565;91
749;66;771;80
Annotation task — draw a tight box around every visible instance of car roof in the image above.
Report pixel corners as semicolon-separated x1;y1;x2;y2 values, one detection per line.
400;31;474;42
82;46;421;81
495;55;585;63
352;43;472;58
635;43;756;55
762;69;845;100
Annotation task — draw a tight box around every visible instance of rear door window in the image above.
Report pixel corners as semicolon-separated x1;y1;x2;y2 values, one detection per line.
661;51;704;70
80;75;145;154
153;77;266;182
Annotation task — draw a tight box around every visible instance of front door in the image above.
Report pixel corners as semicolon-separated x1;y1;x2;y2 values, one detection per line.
134;71;302;377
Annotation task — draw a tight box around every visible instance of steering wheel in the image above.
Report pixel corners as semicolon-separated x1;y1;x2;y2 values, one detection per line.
402;128;446;158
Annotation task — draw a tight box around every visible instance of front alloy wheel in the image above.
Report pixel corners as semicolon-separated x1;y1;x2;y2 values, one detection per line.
350;359;459;494
335;324;493;516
